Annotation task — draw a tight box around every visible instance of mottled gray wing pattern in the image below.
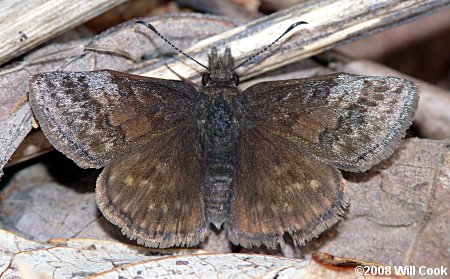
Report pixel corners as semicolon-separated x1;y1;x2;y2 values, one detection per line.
243;73;418;171
96;125;208;248
229;126;347;249
29;70;199;168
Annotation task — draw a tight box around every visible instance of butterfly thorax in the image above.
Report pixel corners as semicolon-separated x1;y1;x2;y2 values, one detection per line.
200;47;243;228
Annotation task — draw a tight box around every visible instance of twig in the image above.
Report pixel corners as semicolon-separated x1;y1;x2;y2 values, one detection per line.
0;0;126;66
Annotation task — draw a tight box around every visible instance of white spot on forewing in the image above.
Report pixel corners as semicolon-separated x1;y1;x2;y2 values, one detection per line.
281;92;293;101
87;71;120;104
329;75;364;103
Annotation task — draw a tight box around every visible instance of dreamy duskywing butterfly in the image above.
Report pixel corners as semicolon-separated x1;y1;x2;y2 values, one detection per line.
28;21;418;249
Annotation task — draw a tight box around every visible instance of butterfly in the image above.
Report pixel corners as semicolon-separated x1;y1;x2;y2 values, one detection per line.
28;21;418;249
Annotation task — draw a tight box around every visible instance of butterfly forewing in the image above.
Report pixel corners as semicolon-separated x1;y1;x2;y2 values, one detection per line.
29;70;199;168
96;125;208;248
242;73;418;172
229;126;347;249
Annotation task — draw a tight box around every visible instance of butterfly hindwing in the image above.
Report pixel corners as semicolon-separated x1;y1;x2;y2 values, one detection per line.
243;73;418;171
29;70;199;168
96;125;208;248
228;126;347;249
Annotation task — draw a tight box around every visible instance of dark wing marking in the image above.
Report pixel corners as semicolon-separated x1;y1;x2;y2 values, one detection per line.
243;73;418;171
96;126;208;248
29;70;199;168
228;127;347;249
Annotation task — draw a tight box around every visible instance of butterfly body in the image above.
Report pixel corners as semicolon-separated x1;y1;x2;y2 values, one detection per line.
200;47;244;227
29;46;418;249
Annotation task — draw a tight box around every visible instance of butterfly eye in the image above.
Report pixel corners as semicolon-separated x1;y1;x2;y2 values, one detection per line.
232;73;239;86
202;73;211;86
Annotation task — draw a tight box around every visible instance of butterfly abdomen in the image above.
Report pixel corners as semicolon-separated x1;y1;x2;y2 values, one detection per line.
202;93;239;228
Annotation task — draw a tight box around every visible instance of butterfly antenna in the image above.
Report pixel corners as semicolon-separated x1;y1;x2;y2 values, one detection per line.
233;21;308;70
136;20;209;70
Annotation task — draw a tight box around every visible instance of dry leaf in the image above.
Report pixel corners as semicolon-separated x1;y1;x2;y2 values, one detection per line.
313;138;449;270
87;253;395;279
0;163;114;241
0;105;33;178
0;229;206;279
5;130;53;168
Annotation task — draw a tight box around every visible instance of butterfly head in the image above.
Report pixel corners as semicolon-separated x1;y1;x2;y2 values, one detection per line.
202;47;239;87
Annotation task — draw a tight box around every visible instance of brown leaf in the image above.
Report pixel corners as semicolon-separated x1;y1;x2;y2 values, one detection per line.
312;252;409;278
